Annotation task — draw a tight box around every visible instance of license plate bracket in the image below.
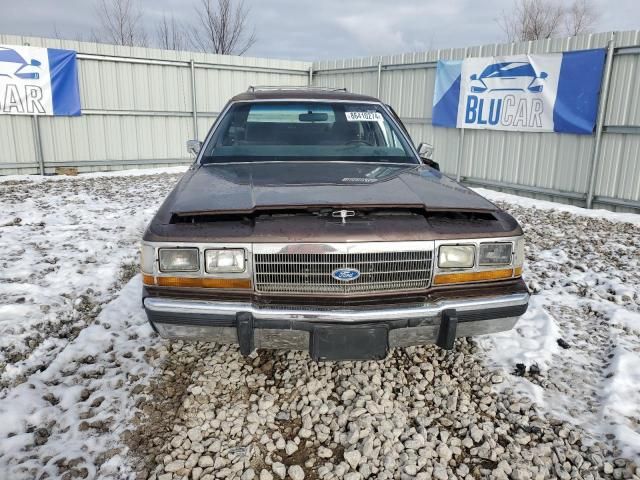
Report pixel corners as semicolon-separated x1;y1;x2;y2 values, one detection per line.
310;324;389;361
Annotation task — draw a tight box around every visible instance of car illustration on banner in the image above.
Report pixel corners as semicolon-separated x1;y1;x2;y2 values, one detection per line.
469;62;548;94
0;47;41;80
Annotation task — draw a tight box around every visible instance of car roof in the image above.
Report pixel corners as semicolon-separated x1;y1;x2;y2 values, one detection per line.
230;87;381;103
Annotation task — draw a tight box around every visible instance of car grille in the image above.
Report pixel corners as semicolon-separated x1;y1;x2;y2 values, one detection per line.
253;250;433;294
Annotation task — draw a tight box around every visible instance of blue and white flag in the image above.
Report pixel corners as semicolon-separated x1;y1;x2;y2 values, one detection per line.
432;49;606;135
0;45;81;116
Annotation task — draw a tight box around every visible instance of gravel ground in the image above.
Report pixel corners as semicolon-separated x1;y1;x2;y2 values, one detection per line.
126;342;638;480
1;170;639;480
489;205;640;454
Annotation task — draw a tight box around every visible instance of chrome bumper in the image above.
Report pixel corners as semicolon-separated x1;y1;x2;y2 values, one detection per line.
144;292;529;323
144;292;529;356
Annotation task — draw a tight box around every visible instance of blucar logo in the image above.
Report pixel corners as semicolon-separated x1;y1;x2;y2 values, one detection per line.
434;50;606;134
0;47;42;80
1;44;82;117
0;47;46;114
464;62;548;129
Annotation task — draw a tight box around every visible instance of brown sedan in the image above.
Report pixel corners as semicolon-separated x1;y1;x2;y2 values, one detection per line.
141;87;529;361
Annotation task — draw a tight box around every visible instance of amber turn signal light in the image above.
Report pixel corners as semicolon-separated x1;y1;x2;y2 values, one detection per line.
143;275;251;289
433;268;516;285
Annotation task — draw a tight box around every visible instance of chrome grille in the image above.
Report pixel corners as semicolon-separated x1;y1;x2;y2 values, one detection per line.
254;250;433;294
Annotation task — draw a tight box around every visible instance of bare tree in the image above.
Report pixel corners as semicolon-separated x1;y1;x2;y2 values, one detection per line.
156;15;185;51
565;0;597;36
189;0;256;55
498;0;564;42
93;0;148;47
498;0;597;42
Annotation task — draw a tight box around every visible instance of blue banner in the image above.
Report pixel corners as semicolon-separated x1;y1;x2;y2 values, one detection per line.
0;45;81;116
432;48;606;134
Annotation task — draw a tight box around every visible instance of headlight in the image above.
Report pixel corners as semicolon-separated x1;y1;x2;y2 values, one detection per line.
159;248;199;272
479;243;512;265
438;245;475;268
205;249;245;273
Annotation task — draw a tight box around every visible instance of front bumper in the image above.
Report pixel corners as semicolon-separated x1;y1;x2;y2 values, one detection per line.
144;285;529;360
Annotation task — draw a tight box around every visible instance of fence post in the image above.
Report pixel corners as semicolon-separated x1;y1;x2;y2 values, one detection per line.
456;128;465;182
190;59;198;140
455;47;469;182
376;58;382;98
586;35;616;209
32;115;45;175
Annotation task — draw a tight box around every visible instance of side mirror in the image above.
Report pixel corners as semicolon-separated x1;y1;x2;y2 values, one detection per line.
417;142;434;160
470;74;477;81
186;139;202;156
417;142;440;171
540;71;548;79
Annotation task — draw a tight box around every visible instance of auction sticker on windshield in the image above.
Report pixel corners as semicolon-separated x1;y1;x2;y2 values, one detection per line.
345;111;383;122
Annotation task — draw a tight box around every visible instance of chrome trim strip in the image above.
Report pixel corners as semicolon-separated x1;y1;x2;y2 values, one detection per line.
252;241;434;255
144;292;529;323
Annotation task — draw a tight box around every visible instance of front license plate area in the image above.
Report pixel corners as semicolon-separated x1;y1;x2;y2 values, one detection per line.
310;325;389;361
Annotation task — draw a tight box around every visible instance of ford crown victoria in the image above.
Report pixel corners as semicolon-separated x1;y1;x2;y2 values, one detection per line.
141;87;529;361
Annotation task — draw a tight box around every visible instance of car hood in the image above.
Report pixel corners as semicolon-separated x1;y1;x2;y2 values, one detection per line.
158;162;497;220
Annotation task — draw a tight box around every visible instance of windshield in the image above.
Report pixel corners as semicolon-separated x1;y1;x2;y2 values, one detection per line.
200;101;418;164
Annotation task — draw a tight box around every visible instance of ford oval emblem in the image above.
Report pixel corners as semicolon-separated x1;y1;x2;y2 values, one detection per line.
332;268;361;282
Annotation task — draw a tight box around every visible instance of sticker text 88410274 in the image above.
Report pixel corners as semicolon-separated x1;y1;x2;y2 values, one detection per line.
345;111;383;122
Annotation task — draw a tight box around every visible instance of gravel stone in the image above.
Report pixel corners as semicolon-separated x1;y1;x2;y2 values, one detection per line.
288;464;304;480
436;443;453;462
342;390;356;402
164;460;185;472
285;440;298;455
187;427;202;442
344;449;362;469
470;425;484;443
241;468;256;480
317;446;333;458
343;473;361;480
260;470;273;480
198;455;214;468
433;465;448;480
272;462;286;479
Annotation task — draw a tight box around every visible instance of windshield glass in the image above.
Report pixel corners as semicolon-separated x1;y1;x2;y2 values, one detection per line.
200;101;418;164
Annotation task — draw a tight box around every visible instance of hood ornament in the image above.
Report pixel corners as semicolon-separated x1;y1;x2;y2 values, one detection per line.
332;209;356;224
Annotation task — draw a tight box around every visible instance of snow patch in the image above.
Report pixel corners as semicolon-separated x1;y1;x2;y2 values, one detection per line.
0;276;161;479
0;165;189;184
478;295;561;373
474;187;640;226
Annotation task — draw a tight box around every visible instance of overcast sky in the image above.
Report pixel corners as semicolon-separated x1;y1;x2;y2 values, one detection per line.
1;0;638;60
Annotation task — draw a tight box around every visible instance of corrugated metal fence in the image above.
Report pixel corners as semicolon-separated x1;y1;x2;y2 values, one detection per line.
0;34;311;175
1;32;639;212
313;30;640;212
